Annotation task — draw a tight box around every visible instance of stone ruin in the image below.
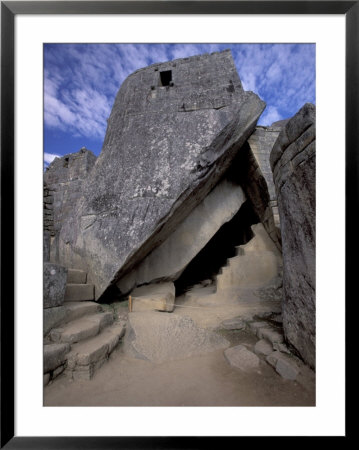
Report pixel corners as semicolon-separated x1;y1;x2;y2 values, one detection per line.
43;50;316;380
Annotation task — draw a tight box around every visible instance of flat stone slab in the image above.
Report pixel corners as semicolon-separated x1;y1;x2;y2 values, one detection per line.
124;311;229;363
131;282;175;312
50;312;113;344
224;345;260;372
254;339;273;356
63;301;101;323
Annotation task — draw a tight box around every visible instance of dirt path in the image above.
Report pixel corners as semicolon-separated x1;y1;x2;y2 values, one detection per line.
44;287;315;407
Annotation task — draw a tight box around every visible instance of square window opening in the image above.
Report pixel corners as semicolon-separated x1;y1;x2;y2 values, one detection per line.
160;70;172;87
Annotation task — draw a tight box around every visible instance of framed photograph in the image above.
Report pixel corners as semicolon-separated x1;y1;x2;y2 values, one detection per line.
1;1;354;447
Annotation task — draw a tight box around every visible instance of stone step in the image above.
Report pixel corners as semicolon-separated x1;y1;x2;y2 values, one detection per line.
216;251;278;291
66;323;126;380
44;342;70;374
64;283;95;302
49;312;114;344
64;301;101;323
67;269;87;284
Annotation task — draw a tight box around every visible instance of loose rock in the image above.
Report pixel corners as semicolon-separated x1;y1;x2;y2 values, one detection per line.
131;282;175;313
220;317;246;330
224;345;260;371
254;339;273;356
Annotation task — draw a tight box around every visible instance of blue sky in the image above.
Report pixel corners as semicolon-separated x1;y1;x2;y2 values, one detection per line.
44;43;315;165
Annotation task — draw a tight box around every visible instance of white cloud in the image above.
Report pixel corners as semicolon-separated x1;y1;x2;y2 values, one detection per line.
44;44;315;144
258;106;281;126
44;152;61;165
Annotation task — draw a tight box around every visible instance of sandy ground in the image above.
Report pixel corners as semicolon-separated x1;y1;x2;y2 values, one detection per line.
44;287;315;407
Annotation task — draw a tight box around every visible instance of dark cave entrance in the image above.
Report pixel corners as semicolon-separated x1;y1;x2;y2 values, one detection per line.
175;200;259;295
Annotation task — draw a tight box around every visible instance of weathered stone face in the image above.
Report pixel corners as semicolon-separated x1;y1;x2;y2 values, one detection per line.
57;50;265;299
43;262;67;309
270;103;316;368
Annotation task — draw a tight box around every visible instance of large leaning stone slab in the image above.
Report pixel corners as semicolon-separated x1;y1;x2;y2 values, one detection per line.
224;345;260;372
124;311;229;363
43;263;67;308
43;343;70;373
270;103;316;368
117;179;246;293
56;50;265;299
131;282;175;312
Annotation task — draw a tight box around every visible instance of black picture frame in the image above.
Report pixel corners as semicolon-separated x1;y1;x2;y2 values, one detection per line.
1;1;354;447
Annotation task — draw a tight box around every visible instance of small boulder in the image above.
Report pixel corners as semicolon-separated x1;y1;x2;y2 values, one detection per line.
254;339;273;356
131;282;175;312
248;321;268;334
220;317;246;331
266;351;299;380
273;342;291;354
276;357;299;380
224;345;260;372
259;327;284;344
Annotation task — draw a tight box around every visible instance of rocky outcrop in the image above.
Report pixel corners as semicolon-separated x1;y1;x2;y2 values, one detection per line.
56;50;265;299
270;103;316;368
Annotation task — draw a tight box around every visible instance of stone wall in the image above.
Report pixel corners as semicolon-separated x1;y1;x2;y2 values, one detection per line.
43;147;97;259
248;126;282;235
270;103;316;368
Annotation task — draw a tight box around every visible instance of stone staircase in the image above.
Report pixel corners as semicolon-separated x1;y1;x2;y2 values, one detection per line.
44;268;125;385
215;223;281;292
